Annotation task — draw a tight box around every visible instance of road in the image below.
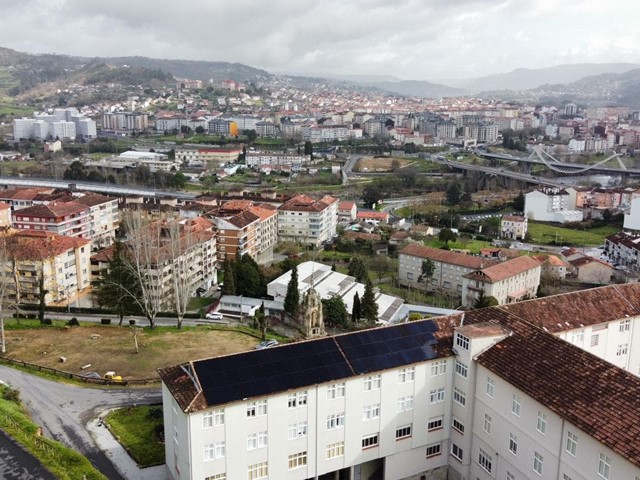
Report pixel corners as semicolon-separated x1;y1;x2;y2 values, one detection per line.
0;365;161;479
0;429;55;480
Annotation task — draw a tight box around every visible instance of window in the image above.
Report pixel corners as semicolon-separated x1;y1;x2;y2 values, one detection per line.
533;452;543;476
598;453;611;479
326;441;344;459
215;442;226;459
364;374;381;391
247;432;267;450
509;433;518;455
326;412;345;430
483;413;492;434
327;382;346;399
203;409;224;428
288;391;307;408
451;443;463;461
452;418;465;434
617;343;629;356
204;442;225;461
620;319;631;332
536;411;547;434
591;334;599;347
431;359;447;376
288;422;307;440
247;462;268;480
396;424;412;440
428;416;443;431
430;388;445;404
398;367;415;383
456;333;470;350
247;400;267;418
426;443;442;458
479;448;492;473
565;431;577;456
511;394;521;416
363;404;380;421
397;396;414;412
288;451;307;470
455;360;468;379
362;433;379;449
486;377;495;398
453;387;466;407
205;475;226;480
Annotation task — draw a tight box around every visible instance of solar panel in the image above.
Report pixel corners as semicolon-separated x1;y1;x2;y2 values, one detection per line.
194;337;353;406
336;321;439;374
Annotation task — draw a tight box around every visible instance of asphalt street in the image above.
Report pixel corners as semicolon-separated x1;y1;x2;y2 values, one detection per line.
0;365;162;479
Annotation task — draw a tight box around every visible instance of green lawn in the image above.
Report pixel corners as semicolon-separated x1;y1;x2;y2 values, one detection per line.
425;238;492;254
527;222;617;246
105;405;165;467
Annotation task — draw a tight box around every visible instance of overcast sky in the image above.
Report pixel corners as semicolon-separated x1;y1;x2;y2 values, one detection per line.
1;0;639;80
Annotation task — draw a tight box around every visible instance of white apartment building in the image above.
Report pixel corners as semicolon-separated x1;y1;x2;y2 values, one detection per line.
500;215;528;240
246;153;310;168
13;201;91;239
13;111;94;141
73;194;119;251
461;255;541;307
524;188;583;223
175;146;242;166
624;196;640;230
277;195;338;247
159;284;640;480
398;244;498;296
604;231;640;271
12;118;36;140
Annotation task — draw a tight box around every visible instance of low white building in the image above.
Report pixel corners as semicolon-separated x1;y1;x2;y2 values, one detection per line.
500;215;527;240
524;188;583;223
461;255;541;307
277;195;339;247
158;284;640;480
624;196;640;231
267;261;404;324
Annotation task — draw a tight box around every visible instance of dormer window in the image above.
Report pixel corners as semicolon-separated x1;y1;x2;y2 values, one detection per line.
456;333;470;350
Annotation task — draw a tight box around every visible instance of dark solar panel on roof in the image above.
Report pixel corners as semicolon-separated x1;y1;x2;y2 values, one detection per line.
194;338;353;406
335;321;439;374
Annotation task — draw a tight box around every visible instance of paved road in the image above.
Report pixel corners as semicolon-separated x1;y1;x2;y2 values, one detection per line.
0;429;56;480
0;365;162;479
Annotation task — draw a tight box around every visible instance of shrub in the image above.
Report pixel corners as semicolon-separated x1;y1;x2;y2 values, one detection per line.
100;318;111;325
147;407;163;420
67;318;80;327
129;320;136;326
2;388;20;403
43;319;52;325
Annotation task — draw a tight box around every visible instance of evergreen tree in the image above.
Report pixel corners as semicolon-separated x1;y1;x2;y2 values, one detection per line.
237;254;266;298
361;279;378;323
348;257;367;283
418;259;435;293
351;292;361;323
446;182;461;206
473;291;499;309
256;302;268;340
322;296;348;327
221;259;236;295
284;266;300;318
513;191;525;213
38;271;48;324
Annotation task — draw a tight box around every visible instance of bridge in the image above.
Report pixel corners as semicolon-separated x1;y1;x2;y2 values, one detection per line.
475;147;640;176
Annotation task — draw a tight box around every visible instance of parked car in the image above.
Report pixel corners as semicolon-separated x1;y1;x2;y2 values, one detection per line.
206;312;223;320
255;339;279;350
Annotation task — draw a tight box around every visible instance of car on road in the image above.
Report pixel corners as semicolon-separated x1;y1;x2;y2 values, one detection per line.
206;312;223;320
255;339;279;350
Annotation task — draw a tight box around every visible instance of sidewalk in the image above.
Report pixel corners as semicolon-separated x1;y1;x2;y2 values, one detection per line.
88;411;165;480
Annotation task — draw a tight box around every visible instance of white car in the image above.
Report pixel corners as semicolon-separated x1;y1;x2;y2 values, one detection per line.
206;312;223;320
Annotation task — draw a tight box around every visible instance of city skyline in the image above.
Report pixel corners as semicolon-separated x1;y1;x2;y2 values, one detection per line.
1;0;639;81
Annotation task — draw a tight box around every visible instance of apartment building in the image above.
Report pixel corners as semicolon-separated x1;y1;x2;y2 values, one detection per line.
158;284;640;480
4;230;91;306
13;201;90;239
278;195;339;247
524;188;583;223
102;112;149;131
73;194;120;251
461;255;541;307
398;244;498;296
175;146;242;166
0;187;57;210
500;215;528;240
605;231;640;270
246;153;310;169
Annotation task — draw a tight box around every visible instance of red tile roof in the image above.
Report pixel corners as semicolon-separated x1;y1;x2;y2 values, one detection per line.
6;230;89;260
464;255;540;283
400;244;497;270
13;201;87;219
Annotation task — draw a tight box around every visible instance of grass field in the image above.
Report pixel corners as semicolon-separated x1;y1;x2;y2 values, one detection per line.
425;238;492;253
105;405;164;467
2;320;259;379
0;101;34;116
527;222;617;246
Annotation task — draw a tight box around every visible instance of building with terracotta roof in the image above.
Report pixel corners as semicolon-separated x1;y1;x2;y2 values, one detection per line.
12;201;90;239
0;187;56;210
337;201;357;222
214;209;261;263
532;254;569;279
3;230;91;306
158;284;640;480
356;210;389;225
500;214;527;240
567;256;613;283
278;195;339;247
72;193;119;250
462;255;541;306
605;231;640;271
399;244;498;296
0;202;11;227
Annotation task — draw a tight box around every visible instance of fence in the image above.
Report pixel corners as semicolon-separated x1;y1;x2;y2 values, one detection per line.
0;357;158;387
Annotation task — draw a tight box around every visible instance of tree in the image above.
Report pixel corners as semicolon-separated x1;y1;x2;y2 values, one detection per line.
473;291;499;309
361;184;384;209
63;160;87;181
242;129;258;143
368;256;394;282
167;222;195;329
256;302;268;340
322;296;348;327
439;228;457;246
418;259;435;291
361;279;378;323
92;241;142;326
169;172;187;189
195;126;205;134
351;292;361;323
348;257;367;283
0;237;17;352
235;254;266;298
304;141;313;157
446;182;461;206
513;191;525;213
221;260;236;295
38;271;48;324
284;265;300;318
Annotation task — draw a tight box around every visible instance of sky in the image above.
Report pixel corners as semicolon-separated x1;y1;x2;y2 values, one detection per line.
1;0;639;81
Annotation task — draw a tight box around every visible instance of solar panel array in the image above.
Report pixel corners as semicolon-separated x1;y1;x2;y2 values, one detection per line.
194;320;440;407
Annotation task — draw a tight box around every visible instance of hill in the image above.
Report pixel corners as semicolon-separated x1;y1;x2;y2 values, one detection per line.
346;78;463;98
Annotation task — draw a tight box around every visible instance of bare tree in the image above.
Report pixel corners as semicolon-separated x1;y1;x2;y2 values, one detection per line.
0;236;17;353
167;221;195;329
